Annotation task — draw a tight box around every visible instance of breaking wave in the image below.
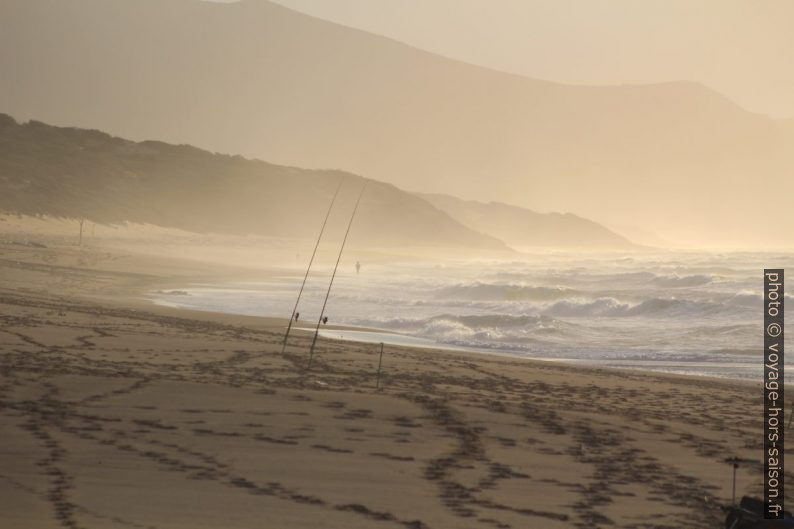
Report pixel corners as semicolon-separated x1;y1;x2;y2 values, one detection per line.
541;296;748;318
649;274;713;287
434;283;576;301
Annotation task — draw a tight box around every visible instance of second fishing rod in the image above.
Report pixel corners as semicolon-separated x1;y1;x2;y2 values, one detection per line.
307;181;368;370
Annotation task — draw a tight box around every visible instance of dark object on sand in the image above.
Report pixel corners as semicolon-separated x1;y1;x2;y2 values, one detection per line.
724;497;794;528
322;316;328;325
294;312;299;322
375;342;384;389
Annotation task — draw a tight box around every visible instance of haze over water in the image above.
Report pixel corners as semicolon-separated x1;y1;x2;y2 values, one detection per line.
154;251;793;381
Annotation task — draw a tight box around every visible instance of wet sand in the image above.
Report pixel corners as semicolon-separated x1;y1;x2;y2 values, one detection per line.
0;232;783;529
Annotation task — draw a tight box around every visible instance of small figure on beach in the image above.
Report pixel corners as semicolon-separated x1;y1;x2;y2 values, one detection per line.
322;316;328;325
355;261;361;275
294;312;299;322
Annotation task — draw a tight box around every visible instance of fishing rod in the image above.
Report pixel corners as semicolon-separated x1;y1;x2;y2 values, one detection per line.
281;176;345;354
307;181;368;369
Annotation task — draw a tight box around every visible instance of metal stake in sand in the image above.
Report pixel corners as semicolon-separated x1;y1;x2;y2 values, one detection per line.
375;342;385;389
307;182;368;370
281;177;345;354
725;457;741;505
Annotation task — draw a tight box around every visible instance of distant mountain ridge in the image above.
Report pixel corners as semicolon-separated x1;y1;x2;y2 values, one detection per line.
0;113;506;251
1;0;792;244
418;193;637;250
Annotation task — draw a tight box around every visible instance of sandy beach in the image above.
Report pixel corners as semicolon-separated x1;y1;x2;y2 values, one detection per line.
0;230;779;529
3;1;793;526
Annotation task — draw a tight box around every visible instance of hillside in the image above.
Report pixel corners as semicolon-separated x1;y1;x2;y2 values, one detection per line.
0;114;507;251
418;193;636;250
1;0;792;245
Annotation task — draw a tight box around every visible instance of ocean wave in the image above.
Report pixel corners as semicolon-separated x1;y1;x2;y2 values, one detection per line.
540;297;626;317
434;274;713;305
367;313;557;330
353;310;758;356
356;313;577;344
649;274;713;287
727;291;762;308
541;296;749;318
434;282;577;301
572;271;713;287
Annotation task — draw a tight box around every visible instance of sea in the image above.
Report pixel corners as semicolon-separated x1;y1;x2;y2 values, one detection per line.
152;251;793;381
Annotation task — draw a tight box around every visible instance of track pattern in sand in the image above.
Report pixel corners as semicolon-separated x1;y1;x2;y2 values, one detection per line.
0;246;790;529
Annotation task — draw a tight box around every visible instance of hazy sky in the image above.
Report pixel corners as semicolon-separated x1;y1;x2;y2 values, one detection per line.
211;0;794;118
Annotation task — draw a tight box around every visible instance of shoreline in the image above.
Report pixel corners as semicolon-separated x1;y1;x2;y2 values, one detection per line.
149;285;765;384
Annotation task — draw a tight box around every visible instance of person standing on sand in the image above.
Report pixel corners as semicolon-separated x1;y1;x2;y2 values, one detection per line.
294;312;299;322
355;261;361;274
